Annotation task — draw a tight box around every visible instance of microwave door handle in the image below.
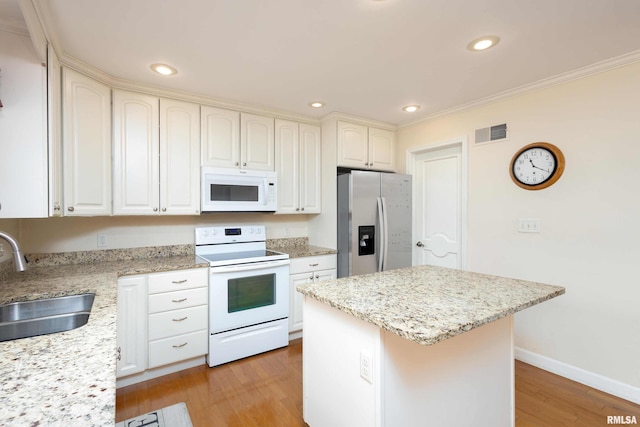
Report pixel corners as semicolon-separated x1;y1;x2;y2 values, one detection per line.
210;259;290;273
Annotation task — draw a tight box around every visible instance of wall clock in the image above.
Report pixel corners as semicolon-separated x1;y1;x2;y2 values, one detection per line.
510;142;565;190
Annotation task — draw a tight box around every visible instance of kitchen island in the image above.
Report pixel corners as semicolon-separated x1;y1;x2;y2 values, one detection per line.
297;265;565;427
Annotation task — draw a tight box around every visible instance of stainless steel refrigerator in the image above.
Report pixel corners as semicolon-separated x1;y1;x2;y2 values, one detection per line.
337;170;412;278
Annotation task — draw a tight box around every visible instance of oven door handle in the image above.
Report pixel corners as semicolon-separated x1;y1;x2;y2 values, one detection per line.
210;259;290;273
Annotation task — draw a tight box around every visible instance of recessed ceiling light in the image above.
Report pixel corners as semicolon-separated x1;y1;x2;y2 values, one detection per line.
467;36;500;52
402;105;421;113
150;63;178;76
309;101;325;108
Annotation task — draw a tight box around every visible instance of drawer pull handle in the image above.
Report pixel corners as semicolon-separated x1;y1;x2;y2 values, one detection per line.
173;342;188;348
309;263;319;267
172;298;187;303
172;316;188;322
172;279;188;284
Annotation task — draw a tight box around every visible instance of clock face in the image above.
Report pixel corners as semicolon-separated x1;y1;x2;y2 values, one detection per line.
510;142;565;190
512;147;557;186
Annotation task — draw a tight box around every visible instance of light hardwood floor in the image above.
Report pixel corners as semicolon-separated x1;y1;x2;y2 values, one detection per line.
117;339;640;426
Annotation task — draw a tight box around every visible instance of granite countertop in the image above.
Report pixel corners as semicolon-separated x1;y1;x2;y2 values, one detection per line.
0;239;332;426
266;237;336;259
0;252;207;427
297;265;565;346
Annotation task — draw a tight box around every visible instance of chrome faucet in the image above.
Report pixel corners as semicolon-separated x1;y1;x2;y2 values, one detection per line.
0;230;27;272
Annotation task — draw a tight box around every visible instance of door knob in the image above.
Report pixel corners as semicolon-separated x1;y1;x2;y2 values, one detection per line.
416;241;424;247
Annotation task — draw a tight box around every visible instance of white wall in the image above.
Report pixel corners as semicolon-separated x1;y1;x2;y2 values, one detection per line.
13;215;309;254
397;62;640;391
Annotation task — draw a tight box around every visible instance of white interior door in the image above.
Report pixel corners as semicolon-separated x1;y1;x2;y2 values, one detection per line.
410;141;466;269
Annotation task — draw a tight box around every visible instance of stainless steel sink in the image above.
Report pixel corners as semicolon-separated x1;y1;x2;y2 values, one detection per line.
0;293;95;342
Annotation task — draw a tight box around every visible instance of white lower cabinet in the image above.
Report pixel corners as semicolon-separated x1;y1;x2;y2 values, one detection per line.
116;268;208;382
289;254;336;333
116;275;148;378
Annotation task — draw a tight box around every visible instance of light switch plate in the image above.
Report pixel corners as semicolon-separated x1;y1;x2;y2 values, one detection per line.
518;218;541;233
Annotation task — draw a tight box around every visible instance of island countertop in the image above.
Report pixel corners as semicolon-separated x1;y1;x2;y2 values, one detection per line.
296;265;565;346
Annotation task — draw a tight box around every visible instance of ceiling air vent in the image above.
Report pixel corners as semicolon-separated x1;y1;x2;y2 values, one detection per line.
475;123;507;144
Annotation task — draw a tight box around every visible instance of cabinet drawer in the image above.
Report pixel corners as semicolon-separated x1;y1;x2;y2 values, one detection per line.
148;305;208;340
148;287;208;314
290;254;337;274
148;330;208;368
148;268;207;294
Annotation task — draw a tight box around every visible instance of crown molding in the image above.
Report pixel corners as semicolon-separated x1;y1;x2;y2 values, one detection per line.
399;49;640;129
0;17;29;37
321;111;396;131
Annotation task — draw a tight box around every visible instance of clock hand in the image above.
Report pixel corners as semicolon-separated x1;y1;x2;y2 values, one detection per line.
529;159;549;173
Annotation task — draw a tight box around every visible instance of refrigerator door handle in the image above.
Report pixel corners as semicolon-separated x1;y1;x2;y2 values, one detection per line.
377;197;385;272
381;196;389;271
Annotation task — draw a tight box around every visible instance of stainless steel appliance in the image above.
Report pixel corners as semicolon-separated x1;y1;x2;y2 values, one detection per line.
337;170;412;277
201;167;278;212
195;225;290;367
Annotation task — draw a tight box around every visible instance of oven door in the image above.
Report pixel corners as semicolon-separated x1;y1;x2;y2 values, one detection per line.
209;259;290;334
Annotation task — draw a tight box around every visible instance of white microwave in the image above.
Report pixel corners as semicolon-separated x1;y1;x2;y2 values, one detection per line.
201;167;278;212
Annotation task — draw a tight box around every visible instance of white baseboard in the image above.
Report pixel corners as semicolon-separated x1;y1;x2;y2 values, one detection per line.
515;347;640;405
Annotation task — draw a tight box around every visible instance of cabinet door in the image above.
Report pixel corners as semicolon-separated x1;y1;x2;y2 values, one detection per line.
299;124;322;213
290;272;313;333
201;105;240;168
241;113;274;171
368;127;396;172
116;275;148;378
62;68;112;216
47;46;63;217
113;90;160;215
314;268;337;283
0;30;47;218
160;99;201;215
275;119;299;214
337;121;368;169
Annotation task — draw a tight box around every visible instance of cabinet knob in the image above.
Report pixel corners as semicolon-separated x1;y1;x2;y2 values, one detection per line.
161;207;167;212
301;207;304;211
53;205;61;211
116;347;122;361
309;275;314;280
68;206;75;212
295;208;300;211
235;162;240;166
242;162;247;167
153;207;158;212
315;274;319;279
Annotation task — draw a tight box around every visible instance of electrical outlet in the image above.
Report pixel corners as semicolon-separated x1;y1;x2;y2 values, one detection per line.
518;218;541;233
360;350;373;384
97;233;108;248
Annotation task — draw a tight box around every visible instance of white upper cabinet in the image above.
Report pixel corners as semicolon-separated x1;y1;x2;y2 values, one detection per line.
201;107;274;171
275;119;321;214
299;124;322;213
62;67;112;216
113;90;160;215
337;121;396;172
201;105;240;168
241;113;275;171
159;98;201;215
368;127;396;172
0;30;48;218
47;46;63;217
113;90;200;215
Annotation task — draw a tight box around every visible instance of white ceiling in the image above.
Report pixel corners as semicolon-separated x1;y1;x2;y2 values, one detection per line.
13;0;640;124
